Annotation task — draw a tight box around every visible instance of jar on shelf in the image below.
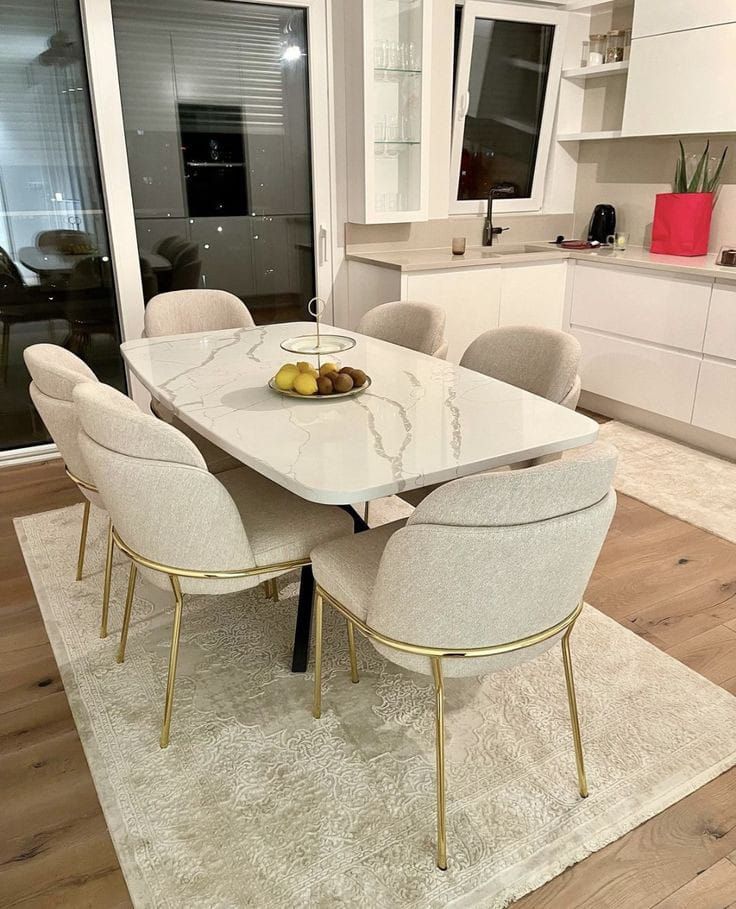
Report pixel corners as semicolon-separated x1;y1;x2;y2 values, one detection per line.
588;34;606;66
605;30;625;64
623;28;632;61
580;40;590;67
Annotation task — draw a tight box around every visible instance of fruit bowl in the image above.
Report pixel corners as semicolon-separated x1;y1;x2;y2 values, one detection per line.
268;375;371;400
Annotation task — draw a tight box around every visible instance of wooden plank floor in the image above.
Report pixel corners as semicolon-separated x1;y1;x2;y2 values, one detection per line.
2;460;736;908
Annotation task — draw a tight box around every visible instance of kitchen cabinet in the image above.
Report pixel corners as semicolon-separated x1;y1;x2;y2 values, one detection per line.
692;359;736;438
405;267;502;363
622;23;736;136
499;262;566;331
632;0;736;39
571;328;701;423
702;283;736;360
344;0;432;223
348;259;567;363
570;263;711;352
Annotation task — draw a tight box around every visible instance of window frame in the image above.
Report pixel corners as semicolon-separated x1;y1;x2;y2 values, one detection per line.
449;0;567;215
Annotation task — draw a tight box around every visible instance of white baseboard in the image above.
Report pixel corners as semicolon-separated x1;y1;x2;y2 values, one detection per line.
580;391;736;463
0;443;60;470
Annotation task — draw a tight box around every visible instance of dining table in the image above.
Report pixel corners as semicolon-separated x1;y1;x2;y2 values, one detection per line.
19;247;171;276
121;321;599;671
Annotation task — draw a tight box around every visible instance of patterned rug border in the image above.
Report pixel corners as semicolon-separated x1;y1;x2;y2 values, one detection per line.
598;420;736;546
13;500;736;909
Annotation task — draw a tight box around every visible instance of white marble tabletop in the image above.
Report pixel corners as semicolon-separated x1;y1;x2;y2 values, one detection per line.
121;323;599;505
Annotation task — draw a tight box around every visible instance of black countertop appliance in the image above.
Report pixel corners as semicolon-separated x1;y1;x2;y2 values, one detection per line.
588;204;616;244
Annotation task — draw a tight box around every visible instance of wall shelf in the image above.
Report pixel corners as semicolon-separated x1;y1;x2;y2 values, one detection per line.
563;61;628;79
558;129;623;141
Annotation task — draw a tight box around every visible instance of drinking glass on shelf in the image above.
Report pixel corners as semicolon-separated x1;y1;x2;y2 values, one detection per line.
407;42;419;70
374;39;387;68
374;120;386;142
452;237;466;256
607;232;628;250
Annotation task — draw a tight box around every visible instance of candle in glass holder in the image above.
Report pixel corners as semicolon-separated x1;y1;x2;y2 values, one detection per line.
452;237;466;256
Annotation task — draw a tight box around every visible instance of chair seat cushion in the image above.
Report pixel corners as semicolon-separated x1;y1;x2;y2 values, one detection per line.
310;519;407;620
151;397;240;473
218;467;355;568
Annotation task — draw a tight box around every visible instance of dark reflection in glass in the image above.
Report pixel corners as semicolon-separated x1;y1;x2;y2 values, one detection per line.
112;0;316;324
0;0;126;452
454;15;554;201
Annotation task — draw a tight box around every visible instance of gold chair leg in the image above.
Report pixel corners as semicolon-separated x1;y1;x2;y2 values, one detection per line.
100;519;114;638
431;657;448;871
346;619;359;683
271;578;279;602
363;502;370;525
160;575;185;749
312;591;324;719
116;562;138;663
561;627;588;799
75;500;91;581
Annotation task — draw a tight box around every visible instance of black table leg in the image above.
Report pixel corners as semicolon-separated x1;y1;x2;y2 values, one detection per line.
291;507;368;673
339;503;369;533
291;564;314;673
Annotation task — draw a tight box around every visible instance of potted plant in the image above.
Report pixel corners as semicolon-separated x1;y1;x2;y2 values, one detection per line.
651;141;728;257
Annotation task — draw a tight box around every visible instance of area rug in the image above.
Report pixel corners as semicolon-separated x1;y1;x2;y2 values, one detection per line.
597;421;736;544
14;503;736;909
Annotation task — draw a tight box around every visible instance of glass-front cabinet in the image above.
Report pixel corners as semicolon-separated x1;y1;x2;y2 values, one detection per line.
348;0;432;223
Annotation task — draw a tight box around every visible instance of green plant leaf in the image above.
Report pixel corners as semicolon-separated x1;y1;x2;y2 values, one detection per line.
687;141;709;193
702;154;710;193
705;147;728;193
675;140;687;193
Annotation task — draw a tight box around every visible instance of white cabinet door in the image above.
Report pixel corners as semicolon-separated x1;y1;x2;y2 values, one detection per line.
703;283;736;360
622;25;736;136
570;263;711;352
692;359;736;437
573;328;701;422
405;267;502;363
499;262;566;330
632;0;736;38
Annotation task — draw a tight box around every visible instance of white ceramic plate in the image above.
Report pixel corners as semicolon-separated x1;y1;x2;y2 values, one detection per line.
268;376;371;400
280;334;356;355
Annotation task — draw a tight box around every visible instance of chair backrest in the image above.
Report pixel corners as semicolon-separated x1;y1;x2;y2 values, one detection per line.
461;326;581;406
144;289;256;337
0;245;24;289
169;242;202;291
23;344;98;486
367;443;617;677
74;382;254;590
36;229;95;254
357;301;448;359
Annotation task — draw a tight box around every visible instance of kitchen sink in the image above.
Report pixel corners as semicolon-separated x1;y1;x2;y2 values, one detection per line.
479;244;553;257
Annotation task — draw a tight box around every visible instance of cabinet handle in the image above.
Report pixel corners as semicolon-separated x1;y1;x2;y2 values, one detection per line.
319;224;328;265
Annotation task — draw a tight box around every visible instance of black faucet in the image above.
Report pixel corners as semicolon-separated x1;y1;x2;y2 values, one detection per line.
483;183;515;246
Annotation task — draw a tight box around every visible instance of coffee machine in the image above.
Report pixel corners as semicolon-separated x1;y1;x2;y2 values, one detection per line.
588;204;616;244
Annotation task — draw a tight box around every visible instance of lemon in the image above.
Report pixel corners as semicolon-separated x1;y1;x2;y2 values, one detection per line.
296;361;313;373
274;365;299;390
293;372;318;396
319;362;338;377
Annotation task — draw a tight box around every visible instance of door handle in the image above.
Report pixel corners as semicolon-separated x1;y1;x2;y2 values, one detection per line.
318;224;328;265
458;90;470;120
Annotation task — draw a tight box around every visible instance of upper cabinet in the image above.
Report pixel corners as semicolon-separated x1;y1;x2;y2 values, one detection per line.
632;0;736;38
622;3;736;136
346;0;432;224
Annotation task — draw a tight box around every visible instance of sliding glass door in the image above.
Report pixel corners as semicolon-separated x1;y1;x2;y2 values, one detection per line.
110;0;321;324
0;0;126;453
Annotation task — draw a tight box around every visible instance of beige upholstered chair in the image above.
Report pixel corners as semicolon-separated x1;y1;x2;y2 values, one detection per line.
143;289;257;474
399;325;583;509
144;288;255;337
461;325;582;410
23;344;116;637
357;301;448;359
310;443;617;869
74;381;354;748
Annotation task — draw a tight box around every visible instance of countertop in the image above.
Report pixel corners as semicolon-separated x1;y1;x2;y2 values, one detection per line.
347;244;736;282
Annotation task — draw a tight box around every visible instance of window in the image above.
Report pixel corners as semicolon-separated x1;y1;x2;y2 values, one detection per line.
0;0;126;452
450;2;564;214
